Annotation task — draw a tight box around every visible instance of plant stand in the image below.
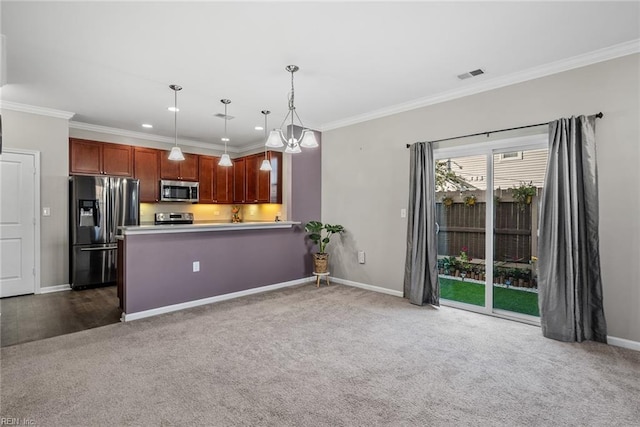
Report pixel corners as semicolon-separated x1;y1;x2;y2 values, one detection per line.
312;272;330;288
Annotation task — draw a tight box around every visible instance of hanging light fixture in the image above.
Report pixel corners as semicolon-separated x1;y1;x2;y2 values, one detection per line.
260;110;273;171
168;84;185;161
265;65;318;153
218;99;233;167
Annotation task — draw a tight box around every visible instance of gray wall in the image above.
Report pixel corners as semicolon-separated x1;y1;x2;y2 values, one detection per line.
2;109;70;288
321;54;640;342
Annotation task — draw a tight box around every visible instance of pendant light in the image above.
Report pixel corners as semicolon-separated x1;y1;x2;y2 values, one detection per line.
218;99;233;167
168;84;185;161
265;65;318;153
260;110;273;171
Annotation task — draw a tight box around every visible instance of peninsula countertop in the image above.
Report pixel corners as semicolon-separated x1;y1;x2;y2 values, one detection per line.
119;220;302;236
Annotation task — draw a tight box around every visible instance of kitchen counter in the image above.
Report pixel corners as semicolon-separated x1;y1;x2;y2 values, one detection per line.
119;221;301;235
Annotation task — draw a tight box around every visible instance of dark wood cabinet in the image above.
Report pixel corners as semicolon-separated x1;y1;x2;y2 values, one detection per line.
233;152;282;204
245;154;260;203
233;157;247;203
70;138;281;205
199;155;217;203
69;138;133;177
264;151;283;204
160;152;199;181
215;163;233;204
134;147;161;203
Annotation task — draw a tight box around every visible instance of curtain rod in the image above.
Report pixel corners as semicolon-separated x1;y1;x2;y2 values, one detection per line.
405;112;604;148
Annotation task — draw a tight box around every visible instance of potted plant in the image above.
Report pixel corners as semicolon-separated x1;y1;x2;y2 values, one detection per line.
304;221;345;273
511;181;537;210
463;194;477;207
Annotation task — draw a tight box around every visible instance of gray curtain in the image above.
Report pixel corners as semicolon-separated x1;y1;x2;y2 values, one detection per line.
404;142;439;306
538;115;607;343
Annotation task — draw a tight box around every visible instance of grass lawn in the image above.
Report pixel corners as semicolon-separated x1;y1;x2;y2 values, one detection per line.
439;277;540;317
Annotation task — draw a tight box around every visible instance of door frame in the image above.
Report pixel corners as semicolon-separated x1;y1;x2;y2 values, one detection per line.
1;148;41;294
433;133;546;324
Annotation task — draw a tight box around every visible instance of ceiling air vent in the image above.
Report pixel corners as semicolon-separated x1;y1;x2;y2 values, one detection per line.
213;113;235;120
457;68;485;80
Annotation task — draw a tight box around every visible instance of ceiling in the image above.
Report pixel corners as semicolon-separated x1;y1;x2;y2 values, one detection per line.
1;1;639;152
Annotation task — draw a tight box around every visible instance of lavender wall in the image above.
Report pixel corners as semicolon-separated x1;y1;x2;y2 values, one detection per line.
123;227;307;313
123;134;321;315
291;130;322;224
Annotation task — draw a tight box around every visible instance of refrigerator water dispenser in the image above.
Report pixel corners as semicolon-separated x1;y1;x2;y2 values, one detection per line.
79;200;98;227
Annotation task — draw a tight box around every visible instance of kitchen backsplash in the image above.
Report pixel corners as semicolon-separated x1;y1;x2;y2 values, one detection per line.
140;203;283;223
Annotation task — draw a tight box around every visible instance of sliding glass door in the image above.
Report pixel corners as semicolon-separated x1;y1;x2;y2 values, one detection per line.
434;135;547;323
435;155;487;309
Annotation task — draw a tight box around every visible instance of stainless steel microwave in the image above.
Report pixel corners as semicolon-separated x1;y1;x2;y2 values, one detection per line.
160;180;199;203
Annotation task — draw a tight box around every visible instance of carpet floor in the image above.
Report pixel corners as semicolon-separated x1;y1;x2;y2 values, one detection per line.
1;283;638;426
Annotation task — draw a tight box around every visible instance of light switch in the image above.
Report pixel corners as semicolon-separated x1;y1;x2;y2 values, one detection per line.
42;207;51;217
193;261;200;272
400;208;407;218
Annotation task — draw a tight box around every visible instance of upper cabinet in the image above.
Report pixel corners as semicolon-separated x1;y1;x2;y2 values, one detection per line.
69;138;133;177
233;151;282;204
160;152;199;181
134;147;161;203
232;157;247;203
70;138;281;204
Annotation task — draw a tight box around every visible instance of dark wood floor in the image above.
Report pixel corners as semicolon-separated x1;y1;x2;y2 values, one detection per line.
1;285;121;347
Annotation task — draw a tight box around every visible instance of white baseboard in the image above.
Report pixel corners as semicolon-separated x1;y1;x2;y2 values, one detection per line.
331;277;404;298
38;284;71;294
122;277;312;322
607;336;640;352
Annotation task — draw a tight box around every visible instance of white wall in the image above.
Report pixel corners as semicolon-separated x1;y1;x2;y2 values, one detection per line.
2;109;70;288
322;54;640;343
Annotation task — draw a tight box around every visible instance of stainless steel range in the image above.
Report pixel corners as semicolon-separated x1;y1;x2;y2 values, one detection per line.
154;212;194;225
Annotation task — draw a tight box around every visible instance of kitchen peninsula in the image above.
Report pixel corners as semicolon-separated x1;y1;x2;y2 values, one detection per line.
117;220;310;320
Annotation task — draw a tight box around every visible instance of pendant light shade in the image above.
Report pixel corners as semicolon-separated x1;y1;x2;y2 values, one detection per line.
168;146;185;161
218;99;232;167
284;139;302;154
265;129;285;148
168;84;185;161
266;65;318;153
260;110;273;171
299;130;319;148
219;153;232;167
260;159;272;171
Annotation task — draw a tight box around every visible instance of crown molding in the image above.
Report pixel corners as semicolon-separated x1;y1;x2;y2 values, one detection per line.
69;121;238;153
320;39;640;132
0;100;75;120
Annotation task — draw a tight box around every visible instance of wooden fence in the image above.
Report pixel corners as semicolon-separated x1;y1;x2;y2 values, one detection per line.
436;189;538;263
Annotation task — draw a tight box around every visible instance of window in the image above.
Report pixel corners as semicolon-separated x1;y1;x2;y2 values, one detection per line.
498;151;523;161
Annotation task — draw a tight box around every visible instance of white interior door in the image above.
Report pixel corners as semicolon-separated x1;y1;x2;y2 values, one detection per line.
0;151;36;297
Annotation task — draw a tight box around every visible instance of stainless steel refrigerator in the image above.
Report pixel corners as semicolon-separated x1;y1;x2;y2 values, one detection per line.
69;176;139;289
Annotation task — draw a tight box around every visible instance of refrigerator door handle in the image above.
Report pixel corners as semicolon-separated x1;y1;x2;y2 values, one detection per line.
80;246;118;251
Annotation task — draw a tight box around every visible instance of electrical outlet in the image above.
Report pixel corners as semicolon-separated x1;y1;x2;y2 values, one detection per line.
358;251;366;264
42;207;51;217
193;261;200;272
214;211;220;216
